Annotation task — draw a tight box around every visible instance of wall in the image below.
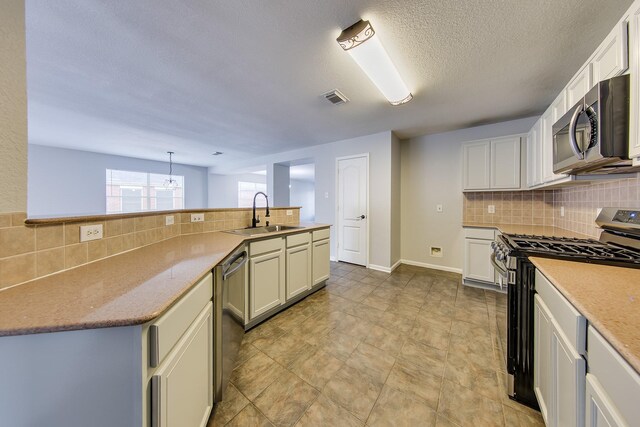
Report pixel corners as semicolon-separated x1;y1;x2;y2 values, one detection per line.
401;117;538;272
0;0;27;213
28;145;209;216
210;131;396;269
0;207;300;290
290;179;315;222
390;133;401;267
208;173;266;208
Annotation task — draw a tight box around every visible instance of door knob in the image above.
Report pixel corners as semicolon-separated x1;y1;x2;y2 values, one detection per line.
359;215;366;220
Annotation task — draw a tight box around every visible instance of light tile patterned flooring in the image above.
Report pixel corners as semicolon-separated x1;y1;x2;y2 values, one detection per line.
208;262;545;427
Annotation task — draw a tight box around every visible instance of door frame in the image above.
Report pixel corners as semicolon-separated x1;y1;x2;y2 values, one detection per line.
335;153;370;267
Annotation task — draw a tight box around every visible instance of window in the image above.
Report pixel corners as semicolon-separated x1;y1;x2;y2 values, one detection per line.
238;181;267;208
106;169;184;213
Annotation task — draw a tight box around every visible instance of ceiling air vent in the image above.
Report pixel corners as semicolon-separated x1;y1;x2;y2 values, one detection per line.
323;89;349;105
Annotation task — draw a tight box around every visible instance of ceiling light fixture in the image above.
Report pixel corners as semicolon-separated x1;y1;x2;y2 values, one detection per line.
337;19;413;106
164;151;178;189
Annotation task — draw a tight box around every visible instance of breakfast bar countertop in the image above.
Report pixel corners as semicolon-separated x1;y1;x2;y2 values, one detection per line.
530;256;640;375
0;224;330;337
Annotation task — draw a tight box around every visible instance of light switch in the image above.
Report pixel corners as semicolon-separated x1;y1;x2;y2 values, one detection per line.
324;192;329;199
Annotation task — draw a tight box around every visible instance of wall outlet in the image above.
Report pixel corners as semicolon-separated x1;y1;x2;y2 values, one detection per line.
488;205;496;214
286;210;293;216
191;213;204;222
165;215;175;226
560;206;565;217
436;204;443;213
80;224;103;242
430;246;443;257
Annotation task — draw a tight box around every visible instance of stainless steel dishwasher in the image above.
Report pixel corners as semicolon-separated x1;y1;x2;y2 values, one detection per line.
213;247;247;403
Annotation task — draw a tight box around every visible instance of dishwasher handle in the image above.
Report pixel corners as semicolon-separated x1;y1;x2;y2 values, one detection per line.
223;250;248;280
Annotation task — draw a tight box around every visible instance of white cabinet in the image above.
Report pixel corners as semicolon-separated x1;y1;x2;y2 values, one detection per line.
527;119;543;188
534;270;587;427
585;326;640;426
249;237;285;319
463;137;522;191
463;228;496;286
151;303;213;427
286;233;312;300
566;64;593;107
490;136;521;189
592;21;629;84
312;229;330;286
463;140;491;190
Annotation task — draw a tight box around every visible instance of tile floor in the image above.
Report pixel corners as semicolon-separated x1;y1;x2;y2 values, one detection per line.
208;262;545;427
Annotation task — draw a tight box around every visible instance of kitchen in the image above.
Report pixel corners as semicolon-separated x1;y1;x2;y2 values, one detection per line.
0;2;640;425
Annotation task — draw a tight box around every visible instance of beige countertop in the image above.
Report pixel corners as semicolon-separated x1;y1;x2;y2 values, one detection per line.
530;257;640;374
463;222;592;239
0;224;329;337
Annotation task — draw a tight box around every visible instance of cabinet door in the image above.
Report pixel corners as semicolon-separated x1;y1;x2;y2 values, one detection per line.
527;120;543;188
249;248;285;319
542;94;569;184
490;137;521;189
566;64;593;107
286;243;311;300
463;140;491;190
534;296;553;426
312;238;330;286
551;319;586;427
151;303;213;427
585;374;626;427
592;21;628;84
463;238;494;283
630;8;640;159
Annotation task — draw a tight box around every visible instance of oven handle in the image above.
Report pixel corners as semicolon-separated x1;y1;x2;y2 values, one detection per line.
569;104;585;160
490;253;508;278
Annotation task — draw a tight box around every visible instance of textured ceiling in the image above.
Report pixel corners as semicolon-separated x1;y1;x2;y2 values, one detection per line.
26;0;634;167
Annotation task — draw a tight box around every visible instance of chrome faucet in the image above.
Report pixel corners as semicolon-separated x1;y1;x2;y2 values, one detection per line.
251;192;270;228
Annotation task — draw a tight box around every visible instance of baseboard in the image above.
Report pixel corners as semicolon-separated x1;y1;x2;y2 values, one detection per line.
330;256;337;262
400;259;462;275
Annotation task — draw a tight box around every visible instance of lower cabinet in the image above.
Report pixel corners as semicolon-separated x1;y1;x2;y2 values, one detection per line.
249;237;285;319
151;303;213;427
534;271;586;427
463;227;497;287
312;238;330;285
286;233;312;300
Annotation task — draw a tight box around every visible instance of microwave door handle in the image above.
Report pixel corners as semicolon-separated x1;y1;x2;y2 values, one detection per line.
569;104;585;160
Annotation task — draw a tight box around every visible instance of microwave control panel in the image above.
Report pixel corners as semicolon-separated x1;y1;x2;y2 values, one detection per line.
613;210;640;225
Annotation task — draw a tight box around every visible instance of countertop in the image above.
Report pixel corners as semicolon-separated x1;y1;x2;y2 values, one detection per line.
531;257;640;375
463;222;592;239
0;224;330;337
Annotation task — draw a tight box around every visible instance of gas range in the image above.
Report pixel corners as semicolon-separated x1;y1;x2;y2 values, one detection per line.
492;208;640;272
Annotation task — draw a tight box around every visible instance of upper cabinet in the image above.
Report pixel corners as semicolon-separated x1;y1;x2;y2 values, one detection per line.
463;137;522;191
527;120;542;188
566;64;593;107
592;21;629;84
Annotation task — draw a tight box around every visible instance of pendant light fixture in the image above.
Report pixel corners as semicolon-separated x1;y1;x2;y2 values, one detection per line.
164;151;178;189
337;19;413;106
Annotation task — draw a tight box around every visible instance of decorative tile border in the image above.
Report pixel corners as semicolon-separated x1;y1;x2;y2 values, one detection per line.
0;207;300;290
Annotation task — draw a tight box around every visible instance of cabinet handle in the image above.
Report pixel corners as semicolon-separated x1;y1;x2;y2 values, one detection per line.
151;375;161;427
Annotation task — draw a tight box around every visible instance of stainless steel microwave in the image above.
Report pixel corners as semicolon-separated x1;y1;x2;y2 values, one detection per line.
552;74;631;175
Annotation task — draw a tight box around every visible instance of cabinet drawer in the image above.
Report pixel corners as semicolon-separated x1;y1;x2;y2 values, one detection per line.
535;270;586;355
149;273;213;367
250;237;283;256
464;227;495;240
286;232;310;248
588;326;640;424
312;228;330;242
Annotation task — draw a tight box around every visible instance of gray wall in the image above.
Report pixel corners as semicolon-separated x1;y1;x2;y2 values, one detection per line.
290;179;315;222
28;145;208;216
208;172;266;208
210;131;396;269
400;116;537;272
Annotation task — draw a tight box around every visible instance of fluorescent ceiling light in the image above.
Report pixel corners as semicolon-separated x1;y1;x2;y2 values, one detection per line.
337;20;412;106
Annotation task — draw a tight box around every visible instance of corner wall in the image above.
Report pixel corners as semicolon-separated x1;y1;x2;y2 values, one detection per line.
400;117;537;272
0;0;27;213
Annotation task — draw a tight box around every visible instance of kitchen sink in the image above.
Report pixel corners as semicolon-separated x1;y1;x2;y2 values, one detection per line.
223;225;303;236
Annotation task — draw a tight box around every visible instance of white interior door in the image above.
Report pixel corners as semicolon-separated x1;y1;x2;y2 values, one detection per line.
337;155;368;266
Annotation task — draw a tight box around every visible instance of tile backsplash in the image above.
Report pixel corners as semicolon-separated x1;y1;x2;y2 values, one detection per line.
464;175;640;238
0;208;300;290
